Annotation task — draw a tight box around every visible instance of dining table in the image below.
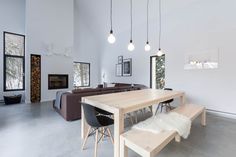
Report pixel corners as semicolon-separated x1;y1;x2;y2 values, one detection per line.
81;89;185;157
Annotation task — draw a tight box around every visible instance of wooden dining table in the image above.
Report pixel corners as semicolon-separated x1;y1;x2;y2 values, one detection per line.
81;89;185;157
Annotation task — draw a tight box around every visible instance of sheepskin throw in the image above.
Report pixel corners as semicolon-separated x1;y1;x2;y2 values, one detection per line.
132;112;191;139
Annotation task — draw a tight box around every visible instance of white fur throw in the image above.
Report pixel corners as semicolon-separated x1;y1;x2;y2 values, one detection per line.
132;112;191;139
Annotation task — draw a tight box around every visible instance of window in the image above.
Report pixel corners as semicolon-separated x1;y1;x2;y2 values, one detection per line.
4;32;25;91
150;55;165;89
73;62;90;87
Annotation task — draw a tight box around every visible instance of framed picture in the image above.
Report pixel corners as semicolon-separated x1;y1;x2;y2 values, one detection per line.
123;58;132;76
116;64;123;77
118;56;123;64
184;49;219;70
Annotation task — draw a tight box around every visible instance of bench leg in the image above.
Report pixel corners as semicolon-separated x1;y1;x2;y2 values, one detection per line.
120;137;128;157
201;109;206;126
175;135;181;142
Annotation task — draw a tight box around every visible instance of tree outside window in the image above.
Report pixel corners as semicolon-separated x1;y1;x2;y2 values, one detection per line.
73;62;90;87
4;32;25;91
150;55;165;89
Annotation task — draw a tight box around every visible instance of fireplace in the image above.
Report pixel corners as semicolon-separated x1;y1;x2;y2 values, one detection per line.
48;74;68;90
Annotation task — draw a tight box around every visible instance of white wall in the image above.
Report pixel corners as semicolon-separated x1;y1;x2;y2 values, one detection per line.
74;0;101;87
99;0;236;114
0;0;26;101
25;0;74;102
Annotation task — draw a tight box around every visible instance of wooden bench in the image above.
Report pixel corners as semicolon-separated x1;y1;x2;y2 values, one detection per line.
120;104;206;157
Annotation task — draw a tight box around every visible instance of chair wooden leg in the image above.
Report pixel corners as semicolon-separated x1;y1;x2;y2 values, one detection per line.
129;114;134;125
107;128;114;144
81;126;91;150
141;108;145;115
155;103;161;115
94;129;99;157
148;106;153;113
135;111;138;123
165;103;171;112
161;104;163;113
101;127;105;141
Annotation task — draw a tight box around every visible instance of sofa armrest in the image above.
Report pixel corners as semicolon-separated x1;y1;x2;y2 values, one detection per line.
60;93;82;121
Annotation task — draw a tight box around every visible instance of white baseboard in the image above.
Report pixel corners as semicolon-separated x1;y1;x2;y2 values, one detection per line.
207;109;236;120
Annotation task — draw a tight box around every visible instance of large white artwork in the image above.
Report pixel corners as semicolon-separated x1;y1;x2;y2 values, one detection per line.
184;49;219;70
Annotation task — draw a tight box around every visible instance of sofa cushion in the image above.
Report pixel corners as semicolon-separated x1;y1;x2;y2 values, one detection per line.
114;83;132;87
72;88;101;94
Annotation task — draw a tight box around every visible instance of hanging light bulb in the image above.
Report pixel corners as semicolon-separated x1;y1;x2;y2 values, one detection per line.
157;0;165;56
128;0;135;51
157;48;164;56
108;30;116;44
107;0;115;44
128;40;135;51
145;0;151;52
145;41;151;51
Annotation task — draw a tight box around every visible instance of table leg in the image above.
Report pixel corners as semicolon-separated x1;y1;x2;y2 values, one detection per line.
180;94;186;106
81;105;89;139
114;111;127;157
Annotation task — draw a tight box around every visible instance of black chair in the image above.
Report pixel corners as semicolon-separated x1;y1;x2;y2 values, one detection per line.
155;88;174;115
95;107;113;116
81;103;114;157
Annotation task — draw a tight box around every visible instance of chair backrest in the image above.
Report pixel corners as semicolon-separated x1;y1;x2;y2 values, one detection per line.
164;88;173;91
81;103;101;128
164;88;174;103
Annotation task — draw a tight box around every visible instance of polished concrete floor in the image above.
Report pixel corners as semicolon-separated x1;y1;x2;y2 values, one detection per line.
0;101;235;157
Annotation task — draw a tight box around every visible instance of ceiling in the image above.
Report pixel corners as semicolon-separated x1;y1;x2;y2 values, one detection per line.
75;0;199;42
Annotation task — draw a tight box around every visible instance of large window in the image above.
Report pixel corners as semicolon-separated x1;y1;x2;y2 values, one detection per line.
73;62;90;87
150;55;165;89
3;32;25;91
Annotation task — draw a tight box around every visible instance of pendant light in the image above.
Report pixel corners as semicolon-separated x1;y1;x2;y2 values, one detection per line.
145;0;151;52
157;0;164;56
107;0;116;44
128;0;135;51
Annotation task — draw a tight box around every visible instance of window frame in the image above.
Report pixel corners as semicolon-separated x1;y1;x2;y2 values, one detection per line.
73;62;91;87
3;31;25;92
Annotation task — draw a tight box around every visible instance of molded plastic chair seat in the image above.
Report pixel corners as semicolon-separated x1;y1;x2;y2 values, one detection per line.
96;115;114;127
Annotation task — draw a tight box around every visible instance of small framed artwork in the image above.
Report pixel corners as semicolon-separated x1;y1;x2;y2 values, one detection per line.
116;64;123;77
118;56;123;64
123;58;132;76
184;49;219;70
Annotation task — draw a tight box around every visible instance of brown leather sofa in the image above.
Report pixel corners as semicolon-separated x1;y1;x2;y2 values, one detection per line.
53;83;147;121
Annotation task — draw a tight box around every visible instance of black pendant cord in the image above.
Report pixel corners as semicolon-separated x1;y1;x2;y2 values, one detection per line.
146;0;150;44
130;0;133;42
158;0;162;50
110;0;113;32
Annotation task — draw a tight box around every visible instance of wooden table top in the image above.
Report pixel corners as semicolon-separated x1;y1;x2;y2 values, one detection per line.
82;89;185;114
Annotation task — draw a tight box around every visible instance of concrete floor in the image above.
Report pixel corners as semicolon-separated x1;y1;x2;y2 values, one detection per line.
0;101;235;157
